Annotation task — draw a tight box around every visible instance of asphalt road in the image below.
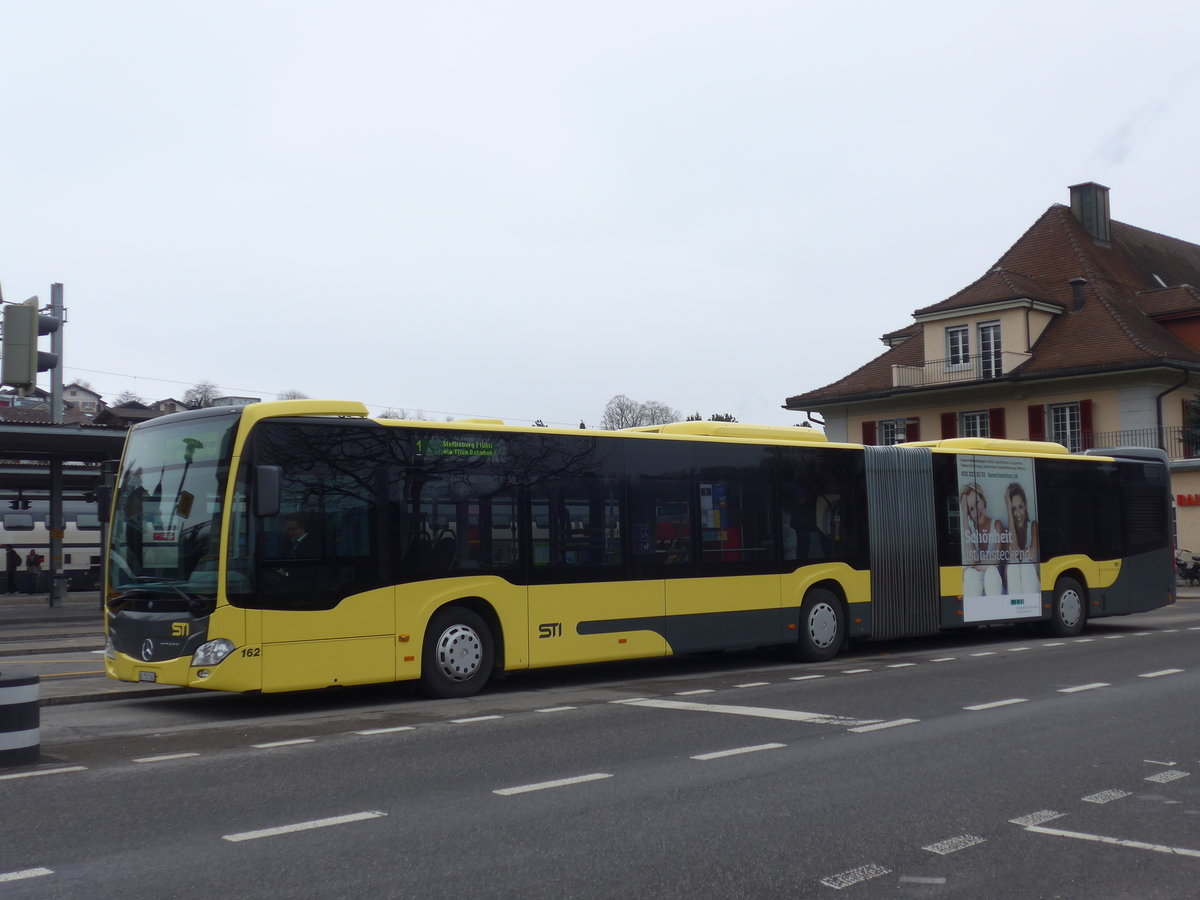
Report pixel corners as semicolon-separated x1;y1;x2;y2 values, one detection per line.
3;602;1199;898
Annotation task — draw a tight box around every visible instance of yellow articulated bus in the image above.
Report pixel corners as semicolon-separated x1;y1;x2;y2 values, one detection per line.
103;401;1175;698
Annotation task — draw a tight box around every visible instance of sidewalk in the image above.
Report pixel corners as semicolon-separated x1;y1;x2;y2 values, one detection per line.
0;590;189;705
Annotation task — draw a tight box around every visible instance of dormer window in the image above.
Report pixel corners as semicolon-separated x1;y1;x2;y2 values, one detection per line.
946;325;970;370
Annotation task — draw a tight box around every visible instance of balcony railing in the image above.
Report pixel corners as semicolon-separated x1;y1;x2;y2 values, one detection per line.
1082;426;1200;461
893;351;1032;388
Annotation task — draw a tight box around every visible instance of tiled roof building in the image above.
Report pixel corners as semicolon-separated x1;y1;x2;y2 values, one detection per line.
785;182;1200;546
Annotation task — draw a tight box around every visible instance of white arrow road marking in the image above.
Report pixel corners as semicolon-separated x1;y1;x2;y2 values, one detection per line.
1022;824;1200;858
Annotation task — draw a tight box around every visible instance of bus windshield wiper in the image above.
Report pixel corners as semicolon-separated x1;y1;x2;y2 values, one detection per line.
107;581;214;616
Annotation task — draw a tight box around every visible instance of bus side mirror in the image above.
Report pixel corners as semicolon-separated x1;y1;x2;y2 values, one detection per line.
255;466;282;518
95;484;113;524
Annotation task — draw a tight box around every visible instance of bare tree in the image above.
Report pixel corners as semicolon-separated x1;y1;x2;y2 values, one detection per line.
600;394;682;430
601;394;645;430
378;408;409;420
277;388;309;400
183;380;222;409
114;390;144;406
642;401;681;426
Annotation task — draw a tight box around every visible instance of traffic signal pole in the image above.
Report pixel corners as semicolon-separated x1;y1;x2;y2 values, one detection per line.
2;282;68;605
48;284;66;606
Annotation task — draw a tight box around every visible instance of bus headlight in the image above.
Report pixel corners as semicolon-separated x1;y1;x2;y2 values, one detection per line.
192;639;236;667
105;634;115;660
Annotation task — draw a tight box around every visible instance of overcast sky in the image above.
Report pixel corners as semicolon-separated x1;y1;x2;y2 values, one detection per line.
3;1;1198;428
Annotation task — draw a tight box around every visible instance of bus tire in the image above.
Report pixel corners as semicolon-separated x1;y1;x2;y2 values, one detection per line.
792;588;845;662
419;606;494;699
1046;576;1086;637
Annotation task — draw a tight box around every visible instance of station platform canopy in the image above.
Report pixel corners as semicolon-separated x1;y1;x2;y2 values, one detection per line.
0;422;128;494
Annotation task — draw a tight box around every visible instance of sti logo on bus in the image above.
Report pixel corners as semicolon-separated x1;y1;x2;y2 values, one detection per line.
538;623;562;639
171;622;189;637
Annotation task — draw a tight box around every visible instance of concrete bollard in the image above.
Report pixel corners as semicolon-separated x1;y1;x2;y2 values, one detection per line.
0;675;40;767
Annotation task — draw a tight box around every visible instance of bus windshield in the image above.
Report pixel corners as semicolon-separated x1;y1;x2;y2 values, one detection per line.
108;414;239;608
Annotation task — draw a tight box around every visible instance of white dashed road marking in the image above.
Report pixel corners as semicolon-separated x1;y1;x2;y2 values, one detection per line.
820;864;891;890
964;698;1027;711
848;719;920;733
691;743;786;761
133;753;200;763
1146;770;1189;784
1139;669;1184;678
224;811;387;842
252;739;314;749
0;868;53;883
1083;789;1131;804
494;773;612;796
0;766;86;781
355;726;415;735
1009;810;1063;826
923;834;985;855
1058;683;1109;693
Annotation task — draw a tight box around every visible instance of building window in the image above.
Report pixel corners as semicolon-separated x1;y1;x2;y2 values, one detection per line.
946;326;970;369
1049;402;1081;451
960;410;989;438
978;322;1002;379
878;418;907;446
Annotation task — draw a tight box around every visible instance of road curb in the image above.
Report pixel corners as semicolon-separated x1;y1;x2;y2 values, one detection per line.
42;686;192;706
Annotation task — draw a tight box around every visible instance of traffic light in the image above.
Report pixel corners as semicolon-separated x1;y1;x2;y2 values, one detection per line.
8;500;30;510
1;297;60;395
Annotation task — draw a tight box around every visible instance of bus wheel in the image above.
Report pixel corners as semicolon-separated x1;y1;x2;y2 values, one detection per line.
793;588;845;662
419;607;494;699
1047;577;1086;637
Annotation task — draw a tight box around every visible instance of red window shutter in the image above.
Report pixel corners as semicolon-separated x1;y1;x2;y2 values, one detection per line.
861;421;877;445
906;418;921;442
1079;399;1093;449
941;412;957;439
988;407;1006;439
1028;405;1045;441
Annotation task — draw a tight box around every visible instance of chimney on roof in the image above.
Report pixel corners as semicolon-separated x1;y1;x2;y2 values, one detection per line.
1069;277;1088;311
1069;182;1111;243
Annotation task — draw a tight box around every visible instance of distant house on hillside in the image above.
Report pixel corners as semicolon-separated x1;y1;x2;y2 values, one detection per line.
63;382;104;417
154;398;187;415
93;401;162;428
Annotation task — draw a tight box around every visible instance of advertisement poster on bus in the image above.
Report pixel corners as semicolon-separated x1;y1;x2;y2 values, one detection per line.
957;455;1041;623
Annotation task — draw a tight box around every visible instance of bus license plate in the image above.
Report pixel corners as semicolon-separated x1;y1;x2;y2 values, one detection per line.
138;671;157;683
